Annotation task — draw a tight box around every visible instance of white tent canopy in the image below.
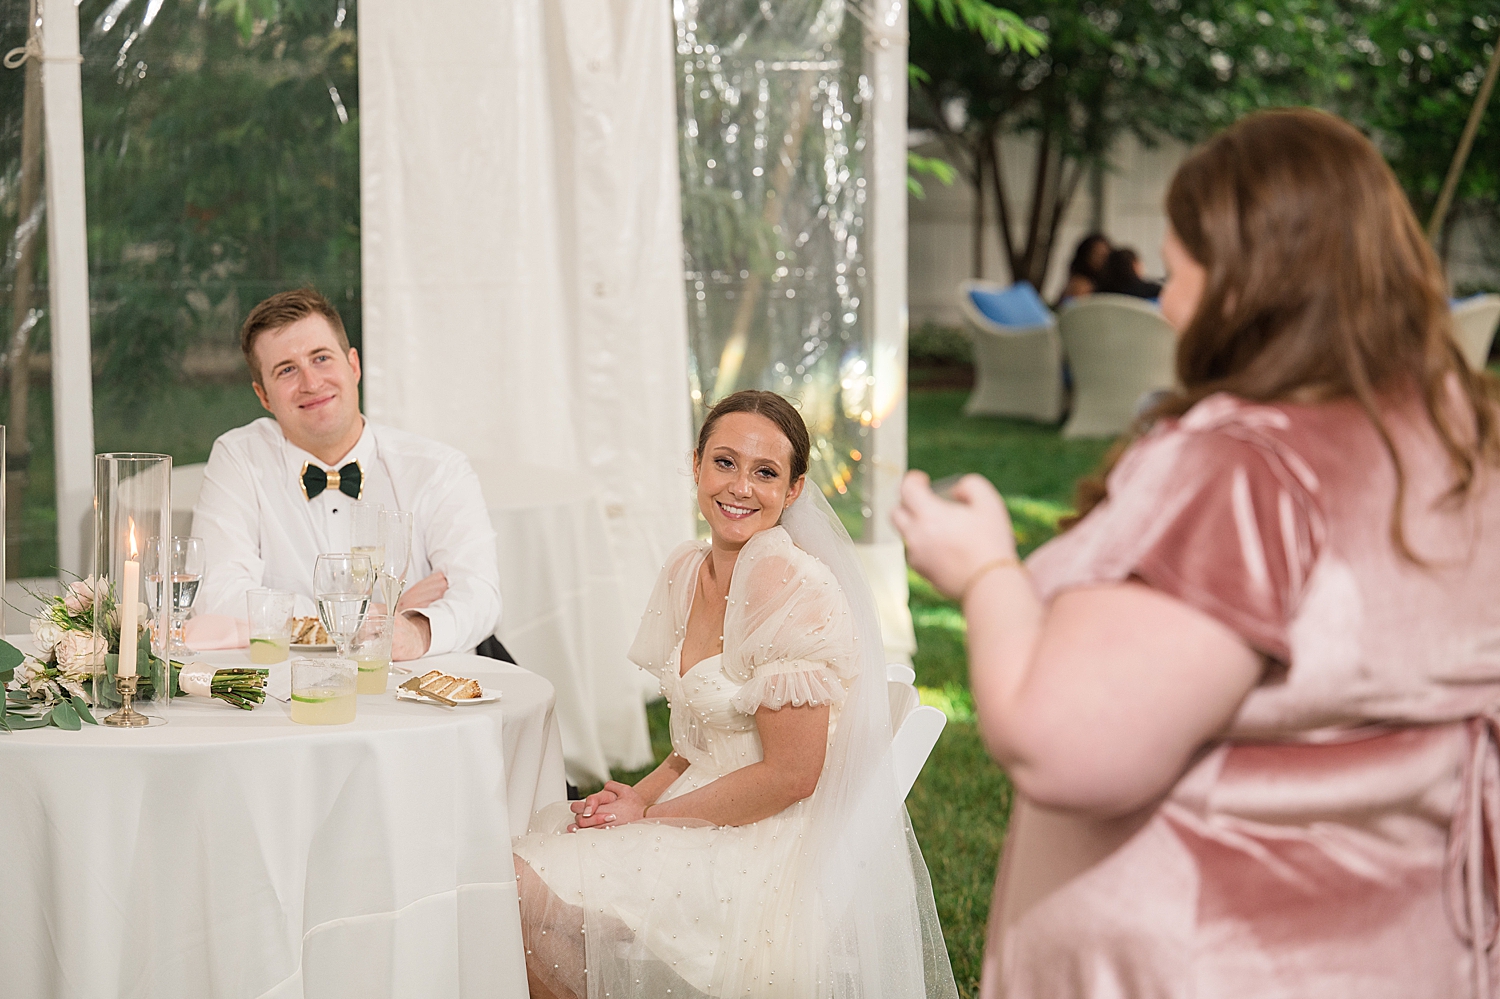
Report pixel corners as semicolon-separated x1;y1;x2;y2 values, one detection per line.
30;0;913;777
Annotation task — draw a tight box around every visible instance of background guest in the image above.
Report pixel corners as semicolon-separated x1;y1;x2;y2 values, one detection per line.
1056;233;1111;305
1094;246;1162;299
896;108;1500;998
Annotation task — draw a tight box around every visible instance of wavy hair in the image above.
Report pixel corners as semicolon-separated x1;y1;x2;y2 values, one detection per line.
1070;108;1500;560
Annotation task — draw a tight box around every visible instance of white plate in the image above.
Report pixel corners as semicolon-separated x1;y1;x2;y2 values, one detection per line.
395;686;499;706
291;643;335;653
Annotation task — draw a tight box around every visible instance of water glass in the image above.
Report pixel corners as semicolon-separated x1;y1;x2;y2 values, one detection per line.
352;613;395;694
168;536;205;655
289;656;357;725
246;588;296;664
313;552;374;656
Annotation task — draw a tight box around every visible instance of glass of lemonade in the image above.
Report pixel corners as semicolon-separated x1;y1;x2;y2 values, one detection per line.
289;657;357;724
247;588;296;664
352;613;394;694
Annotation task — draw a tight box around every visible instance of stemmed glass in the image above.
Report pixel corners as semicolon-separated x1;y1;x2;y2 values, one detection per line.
350;502;386;597
379;510;413;610
154;536;204;656
313;553;375;657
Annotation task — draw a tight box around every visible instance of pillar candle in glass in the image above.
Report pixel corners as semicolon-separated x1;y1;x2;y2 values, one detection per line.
92;454;172;715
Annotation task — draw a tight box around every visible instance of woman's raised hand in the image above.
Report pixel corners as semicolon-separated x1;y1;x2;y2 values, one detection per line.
892;470;1017;601
569;780;650;831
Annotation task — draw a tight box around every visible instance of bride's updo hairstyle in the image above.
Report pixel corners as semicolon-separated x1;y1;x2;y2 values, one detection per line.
1074;108;1500;557
696;390;811;483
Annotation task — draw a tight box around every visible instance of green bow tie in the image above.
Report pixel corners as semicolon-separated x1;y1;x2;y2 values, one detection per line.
300;461;363;500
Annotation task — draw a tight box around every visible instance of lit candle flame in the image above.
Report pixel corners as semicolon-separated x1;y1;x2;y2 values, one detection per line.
128;518;138;559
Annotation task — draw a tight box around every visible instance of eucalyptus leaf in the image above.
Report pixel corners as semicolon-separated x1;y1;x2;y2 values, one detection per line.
0;640;24;673
7;712;51;730
71;695;97;726
50;700;81;731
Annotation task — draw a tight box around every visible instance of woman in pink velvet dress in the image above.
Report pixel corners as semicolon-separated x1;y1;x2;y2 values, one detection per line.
895;108;1500;998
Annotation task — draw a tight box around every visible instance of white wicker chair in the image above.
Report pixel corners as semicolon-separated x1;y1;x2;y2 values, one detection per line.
1057;294;1177;439
1451;294;1500;370
887;663;945;800
957;280;1064;423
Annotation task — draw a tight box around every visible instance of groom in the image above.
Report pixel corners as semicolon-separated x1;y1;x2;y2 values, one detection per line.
192;288;502;661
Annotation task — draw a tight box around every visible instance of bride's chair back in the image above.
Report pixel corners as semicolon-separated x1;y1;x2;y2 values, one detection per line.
887;663;945;799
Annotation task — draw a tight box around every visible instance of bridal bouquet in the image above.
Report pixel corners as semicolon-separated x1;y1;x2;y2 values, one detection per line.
1;577;268;732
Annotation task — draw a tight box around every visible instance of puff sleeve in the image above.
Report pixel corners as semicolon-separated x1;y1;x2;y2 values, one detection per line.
628;541;710;685
1027;395;1323;663
720;528;860;714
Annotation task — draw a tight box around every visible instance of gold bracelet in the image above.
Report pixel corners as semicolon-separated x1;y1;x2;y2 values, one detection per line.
960;556;1021;602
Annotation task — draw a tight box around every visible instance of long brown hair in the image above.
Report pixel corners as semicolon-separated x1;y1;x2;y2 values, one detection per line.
1071;108;1500;559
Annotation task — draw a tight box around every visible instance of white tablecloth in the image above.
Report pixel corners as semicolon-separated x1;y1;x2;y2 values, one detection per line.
483;462;655;785
0;645;566;999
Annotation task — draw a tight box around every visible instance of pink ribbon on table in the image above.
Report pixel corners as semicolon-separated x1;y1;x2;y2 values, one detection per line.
182;614;249;650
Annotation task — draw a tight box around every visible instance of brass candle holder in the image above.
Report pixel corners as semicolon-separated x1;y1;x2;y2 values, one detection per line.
102;674;150;728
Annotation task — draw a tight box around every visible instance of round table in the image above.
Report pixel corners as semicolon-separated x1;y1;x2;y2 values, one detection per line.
0;645;565;999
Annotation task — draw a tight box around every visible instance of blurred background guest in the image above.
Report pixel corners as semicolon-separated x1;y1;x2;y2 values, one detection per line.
1056;233;1112;305
1094;246;1162;300
896;108;1500;998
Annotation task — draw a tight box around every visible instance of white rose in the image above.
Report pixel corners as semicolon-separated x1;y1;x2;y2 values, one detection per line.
54;631;109;674
29;618;62;657
13;658;41;686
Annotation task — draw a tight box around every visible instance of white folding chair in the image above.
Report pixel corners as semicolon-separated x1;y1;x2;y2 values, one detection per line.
887;663;945;800
957;280;1065;423
1058;293;1177;439
1451;294;1500;370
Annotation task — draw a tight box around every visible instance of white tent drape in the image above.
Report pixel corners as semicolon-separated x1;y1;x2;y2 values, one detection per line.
358;0;693;778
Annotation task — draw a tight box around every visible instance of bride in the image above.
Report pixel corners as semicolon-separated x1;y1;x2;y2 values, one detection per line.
513;389;956;999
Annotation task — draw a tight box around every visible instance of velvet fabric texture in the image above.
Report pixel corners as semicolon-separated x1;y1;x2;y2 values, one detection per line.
993;391;1500;998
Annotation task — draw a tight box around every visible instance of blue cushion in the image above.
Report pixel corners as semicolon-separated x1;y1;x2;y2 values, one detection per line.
969;281;1052;328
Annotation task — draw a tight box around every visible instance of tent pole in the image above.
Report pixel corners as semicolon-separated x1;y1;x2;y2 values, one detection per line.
861;0;917;664
1427;29;1500;245
40;0;96;577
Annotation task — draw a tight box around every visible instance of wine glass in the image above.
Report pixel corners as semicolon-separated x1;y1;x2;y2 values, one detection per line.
167;536;204;655
350;503;386;605
313;553;374;657
379;510;413;609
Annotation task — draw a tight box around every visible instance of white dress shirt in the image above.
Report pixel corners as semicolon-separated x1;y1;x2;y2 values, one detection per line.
192;417;501;656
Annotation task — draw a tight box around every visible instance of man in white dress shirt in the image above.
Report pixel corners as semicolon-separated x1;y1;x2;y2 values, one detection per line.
192;288;501;660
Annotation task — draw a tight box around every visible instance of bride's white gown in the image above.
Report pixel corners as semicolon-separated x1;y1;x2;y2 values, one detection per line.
513;526;861;998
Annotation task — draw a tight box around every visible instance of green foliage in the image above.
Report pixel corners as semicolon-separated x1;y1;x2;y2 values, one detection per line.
1334;5;1500;234
909;322;974;367
79;0;360;401
907;152;959;199
910;0;1045;56
909;0;1352;285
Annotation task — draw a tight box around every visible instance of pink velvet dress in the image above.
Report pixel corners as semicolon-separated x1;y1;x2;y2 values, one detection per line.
987;392;1500;999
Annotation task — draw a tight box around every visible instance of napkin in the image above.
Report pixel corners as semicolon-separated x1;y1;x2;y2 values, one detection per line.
183;614;249;650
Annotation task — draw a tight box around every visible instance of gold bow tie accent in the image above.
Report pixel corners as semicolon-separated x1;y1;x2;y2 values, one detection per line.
300;460;363;500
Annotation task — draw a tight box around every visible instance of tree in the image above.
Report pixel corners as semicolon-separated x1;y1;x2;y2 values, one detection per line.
78;0;360;403
909;0;1352;290
1334;4;1500;263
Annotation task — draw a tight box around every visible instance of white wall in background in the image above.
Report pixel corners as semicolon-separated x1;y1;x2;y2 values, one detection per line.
909;132;1191;327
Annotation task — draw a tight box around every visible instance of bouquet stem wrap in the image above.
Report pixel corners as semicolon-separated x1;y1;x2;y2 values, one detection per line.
174;663;269;710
